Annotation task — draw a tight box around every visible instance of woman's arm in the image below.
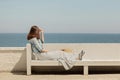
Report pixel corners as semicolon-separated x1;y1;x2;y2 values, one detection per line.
32;38;43;52
39;28;44;43
40;31;44;43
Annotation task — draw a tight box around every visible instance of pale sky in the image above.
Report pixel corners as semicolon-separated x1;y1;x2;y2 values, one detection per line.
0;0;120;33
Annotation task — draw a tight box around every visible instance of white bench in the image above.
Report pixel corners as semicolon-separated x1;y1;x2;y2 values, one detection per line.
26;43;120;75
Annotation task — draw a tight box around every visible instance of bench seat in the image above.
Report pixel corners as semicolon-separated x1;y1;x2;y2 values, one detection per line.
31;60;120;66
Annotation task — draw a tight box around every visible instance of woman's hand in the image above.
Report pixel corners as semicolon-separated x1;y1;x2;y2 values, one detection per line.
39;28;44;32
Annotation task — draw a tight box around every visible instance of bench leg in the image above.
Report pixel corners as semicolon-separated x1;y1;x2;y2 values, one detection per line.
84;66;88;75
27;66;31;75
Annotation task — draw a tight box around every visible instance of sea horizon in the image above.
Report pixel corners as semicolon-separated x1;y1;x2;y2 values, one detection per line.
0;32;120;34
0;33;120;47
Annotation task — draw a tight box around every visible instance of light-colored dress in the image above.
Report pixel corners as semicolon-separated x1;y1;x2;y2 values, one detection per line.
28;38;79;70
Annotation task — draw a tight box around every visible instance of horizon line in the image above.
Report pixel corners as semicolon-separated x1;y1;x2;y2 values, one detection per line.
0;32;120;34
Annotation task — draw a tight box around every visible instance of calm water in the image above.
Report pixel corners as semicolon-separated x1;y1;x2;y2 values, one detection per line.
0;33;120;47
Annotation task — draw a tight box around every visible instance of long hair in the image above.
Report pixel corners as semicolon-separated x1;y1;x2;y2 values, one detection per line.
27;25;40;40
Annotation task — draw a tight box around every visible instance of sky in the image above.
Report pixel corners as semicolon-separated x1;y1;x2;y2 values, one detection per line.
0;0;120;33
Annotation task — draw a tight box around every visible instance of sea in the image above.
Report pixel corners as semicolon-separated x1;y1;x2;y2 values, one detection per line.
0;33;120;47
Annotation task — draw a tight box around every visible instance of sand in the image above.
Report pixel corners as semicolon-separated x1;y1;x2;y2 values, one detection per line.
0;72;120;80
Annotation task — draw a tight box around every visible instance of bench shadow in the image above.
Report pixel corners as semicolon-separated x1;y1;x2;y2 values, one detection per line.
11;48;26;75
12;66;120;75
89;66;120;75
11;66;120;75
32;66;83;75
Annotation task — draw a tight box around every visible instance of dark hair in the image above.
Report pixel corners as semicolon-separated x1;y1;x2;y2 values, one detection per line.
27;25;40;40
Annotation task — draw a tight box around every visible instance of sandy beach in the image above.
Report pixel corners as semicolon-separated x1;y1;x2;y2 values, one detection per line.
0;72;120;80
0;44;120;80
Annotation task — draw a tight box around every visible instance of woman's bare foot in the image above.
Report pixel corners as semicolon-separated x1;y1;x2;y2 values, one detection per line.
79;50;85;60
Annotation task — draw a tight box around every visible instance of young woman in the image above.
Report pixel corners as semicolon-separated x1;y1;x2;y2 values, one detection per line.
27;25;85;70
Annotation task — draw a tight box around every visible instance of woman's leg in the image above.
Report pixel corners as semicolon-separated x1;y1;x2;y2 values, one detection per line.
63;50;85;61
39;50;79;61
38;50;65;60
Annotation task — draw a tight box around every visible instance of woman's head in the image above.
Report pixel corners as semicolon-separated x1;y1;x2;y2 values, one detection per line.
27;25;42;40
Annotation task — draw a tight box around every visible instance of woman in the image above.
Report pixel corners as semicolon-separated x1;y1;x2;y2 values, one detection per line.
27;25;85;70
